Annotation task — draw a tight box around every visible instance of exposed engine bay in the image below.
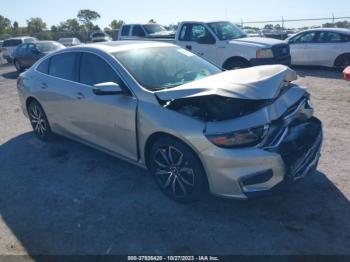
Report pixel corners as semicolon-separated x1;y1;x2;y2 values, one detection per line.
160;95;273;122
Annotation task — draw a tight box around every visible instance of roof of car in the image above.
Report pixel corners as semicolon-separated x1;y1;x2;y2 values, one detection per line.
83;41;174;53
5;36;36;40
301;28;350;34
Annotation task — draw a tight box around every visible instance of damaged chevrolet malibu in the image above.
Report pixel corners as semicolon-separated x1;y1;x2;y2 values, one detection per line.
17;41;323;202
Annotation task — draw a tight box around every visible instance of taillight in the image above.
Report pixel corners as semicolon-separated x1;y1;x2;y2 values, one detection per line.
344;66;350;81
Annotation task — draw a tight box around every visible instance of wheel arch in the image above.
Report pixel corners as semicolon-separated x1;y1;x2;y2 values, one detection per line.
334;52;350;67
222;56;251;70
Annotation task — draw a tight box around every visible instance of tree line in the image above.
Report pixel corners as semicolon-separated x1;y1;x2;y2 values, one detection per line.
0;9;157;41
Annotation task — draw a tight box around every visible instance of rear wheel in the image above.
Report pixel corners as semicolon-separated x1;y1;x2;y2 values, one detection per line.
14;59;24;72
149;137;208;203
335;54;350;70
28;100;53;141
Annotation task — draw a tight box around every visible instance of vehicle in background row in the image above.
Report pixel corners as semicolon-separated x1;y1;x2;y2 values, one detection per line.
263;30;289;40
118;23;175;40
1;36;38;63
287;28;350;69
17;42;322;202
90;31;112;43
58;37;82;47
12;41;64;72
244;29;263;37
344;66;350;81
175;21;291;70
0;40;3;47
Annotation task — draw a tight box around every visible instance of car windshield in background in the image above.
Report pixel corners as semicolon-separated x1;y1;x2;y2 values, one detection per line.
36;42;64;52
3;39;22;47
208;22;247;40
113;47;221;91
143;24;167;34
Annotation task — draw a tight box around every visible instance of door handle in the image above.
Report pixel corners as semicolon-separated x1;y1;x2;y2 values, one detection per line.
41;83;48;89
76;92;85;100
185;45;192;50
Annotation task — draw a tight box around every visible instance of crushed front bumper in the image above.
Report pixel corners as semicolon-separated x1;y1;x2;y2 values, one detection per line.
200;117;323;200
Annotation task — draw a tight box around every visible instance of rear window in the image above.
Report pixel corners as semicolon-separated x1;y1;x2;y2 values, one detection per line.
3;39;22;47
49;53;77;81
121;26;131;36
37;58;50;74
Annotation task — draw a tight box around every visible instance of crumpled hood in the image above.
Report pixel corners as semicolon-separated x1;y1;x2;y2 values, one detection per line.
231;37;286;47
155;65;297;101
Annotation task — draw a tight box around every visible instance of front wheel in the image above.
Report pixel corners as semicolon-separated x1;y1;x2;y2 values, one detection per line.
149;137;208;203
28;100;53;141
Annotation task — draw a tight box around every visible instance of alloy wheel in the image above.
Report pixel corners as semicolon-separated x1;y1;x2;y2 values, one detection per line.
153;146;195;198
29;103;48;138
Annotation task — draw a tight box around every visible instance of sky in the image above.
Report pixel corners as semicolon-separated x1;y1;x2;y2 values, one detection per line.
1;0;349;29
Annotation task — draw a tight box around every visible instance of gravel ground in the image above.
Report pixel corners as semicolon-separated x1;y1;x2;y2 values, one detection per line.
0;64;349;255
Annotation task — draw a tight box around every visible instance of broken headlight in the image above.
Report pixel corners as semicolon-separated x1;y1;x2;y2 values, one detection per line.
206;125;269;148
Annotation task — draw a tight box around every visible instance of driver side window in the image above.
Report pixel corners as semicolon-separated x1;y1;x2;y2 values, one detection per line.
79;53;121;86
293;32;317;44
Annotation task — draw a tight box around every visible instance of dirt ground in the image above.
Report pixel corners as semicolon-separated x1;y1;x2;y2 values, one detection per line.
0;63;349;255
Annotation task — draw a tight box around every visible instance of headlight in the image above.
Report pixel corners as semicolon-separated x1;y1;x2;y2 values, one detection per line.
206;125;269;148
256;49;274;59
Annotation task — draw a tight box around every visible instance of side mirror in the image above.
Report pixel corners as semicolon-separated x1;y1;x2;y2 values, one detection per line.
92;82;124;95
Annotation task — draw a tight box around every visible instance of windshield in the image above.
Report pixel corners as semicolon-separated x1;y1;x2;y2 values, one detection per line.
143;24;167;34
208;22;247;40
113;46;221;91
37;42;64;52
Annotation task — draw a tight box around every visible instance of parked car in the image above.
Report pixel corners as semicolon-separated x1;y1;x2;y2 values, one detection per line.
17;41;323;202
120;21;291;70
118;23;175;40
90;32;112;43
287;28;350;69
12;41;64;72
344;66;350;81
244;29;263;37
1;36;38;63
58;37;81;47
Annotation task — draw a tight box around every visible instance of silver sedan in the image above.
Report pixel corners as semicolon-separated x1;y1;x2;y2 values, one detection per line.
17;41;323;202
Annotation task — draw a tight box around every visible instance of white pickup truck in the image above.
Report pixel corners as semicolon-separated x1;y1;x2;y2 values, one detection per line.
118;21;291;70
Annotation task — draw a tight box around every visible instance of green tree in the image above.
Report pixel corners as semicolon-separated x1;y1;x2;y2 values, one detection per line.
57;18;81;33
335;20;350;28
274;24;282;30
110;19;124;30
322;22;334;28
77;9;101;32
0;15;11;34
27;17;47;34
148;19;157;24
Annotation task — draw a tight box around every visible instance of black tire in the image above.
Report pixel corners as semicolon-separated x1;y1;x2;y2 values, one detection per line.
224;58;251;70
149;136;208;203
14;59;24;73
6;58;12;64
27;100;53;141
335;54;350;70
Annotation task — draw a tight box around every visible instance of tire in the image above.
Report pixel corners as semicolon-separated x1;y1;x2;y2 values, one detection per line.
14;59;24;73
6;58;12;64
27;100;53;141
224;58;251;70
149;136;208;203
335;54;350;70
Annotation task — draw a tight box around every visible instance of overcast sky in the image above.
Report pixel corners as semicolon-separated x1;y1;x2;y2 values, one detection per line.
1;0;349;28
